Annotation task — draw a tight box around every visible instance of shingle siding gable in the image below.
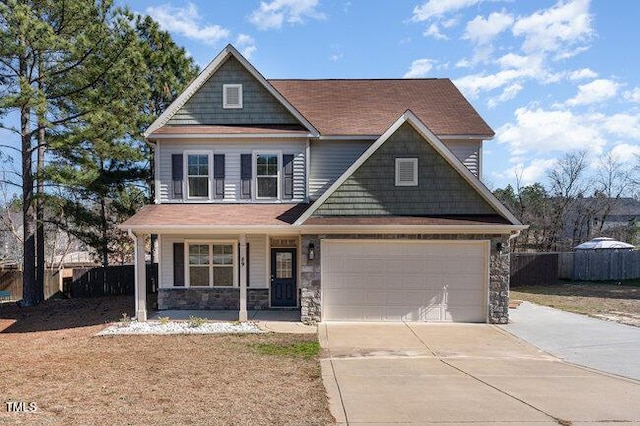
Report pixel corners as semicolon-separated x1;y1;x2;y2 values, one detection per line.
313;122;498;217
167;56;300;126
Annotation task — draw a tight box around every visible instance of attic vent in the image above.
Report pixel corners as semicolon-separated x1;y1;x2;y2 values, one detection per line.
395;158;418;186
223;84;243;109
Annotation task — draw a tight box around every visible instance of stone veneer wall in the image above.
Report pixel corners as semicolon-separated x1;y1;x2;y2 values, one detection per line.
158;288;269;310
299;233;511;324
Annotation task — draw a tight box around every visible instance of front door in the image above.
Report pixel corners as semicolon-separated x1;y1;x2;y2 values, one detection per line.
271;248;297;307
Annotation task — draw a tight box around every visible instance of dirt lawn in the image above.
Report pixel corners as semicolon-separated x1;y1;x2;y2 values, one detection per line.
511;281;640;327
0;296;333;425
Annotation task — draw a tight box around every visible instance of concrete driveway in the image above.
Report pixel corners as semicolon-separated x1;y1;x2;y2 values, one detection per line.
319;322;640;425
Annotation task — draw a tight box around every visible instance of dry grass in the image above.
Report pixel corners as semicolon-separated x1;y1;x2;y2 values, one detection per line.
0;296;333;425
511;281;640;327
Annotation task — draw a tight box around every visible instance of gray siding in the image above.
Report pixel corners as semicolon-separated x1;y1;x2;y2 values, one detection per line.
159;234;268;288
308;139;480;199
309;140;371;199
168;57;300;126
158;139;306;202
313;122;498;216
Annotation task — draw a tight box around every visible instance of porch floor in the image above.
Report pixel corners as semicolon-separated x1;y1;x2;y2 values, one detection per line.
147;309;314;334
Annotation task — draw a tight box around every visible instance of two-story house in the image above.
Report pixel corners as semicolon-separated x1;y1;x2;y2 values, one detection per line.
120;44;525;324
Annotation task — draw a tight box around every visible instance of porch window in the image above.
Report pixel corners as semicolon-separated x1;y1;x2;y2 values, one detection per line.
187;242;236;287
256;153;278;199
187;154;209;198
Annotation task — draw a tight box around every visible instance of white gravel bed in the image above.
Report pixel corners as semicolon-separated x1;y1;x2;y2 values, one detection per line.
97;320;263;335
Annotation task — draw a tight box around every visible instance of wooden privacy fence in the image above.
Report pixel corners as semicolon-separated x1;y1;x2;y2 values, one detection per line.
510;253;559;287
559;250;640;281
0;269;61;301
69;264;157;298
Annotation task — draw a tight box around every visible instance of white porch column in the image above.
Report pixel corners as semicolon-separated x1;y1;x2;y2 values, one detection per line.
239;234;248;321
134;233;147;321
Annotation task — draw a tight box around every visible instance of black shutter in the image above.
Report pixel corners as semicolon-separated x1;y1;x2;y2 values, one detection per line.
172;154;183;198
283;154;294;199
240;154;252;199
214;154;225;199
173;243;185;286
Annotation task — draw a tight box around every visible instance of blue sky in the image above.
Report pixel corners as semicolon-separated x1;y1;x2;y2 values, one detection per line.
3;0;639;193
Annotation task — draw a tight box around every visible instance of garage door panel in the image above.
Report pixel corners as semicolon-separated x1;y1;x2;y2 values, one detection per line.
322;240;488;322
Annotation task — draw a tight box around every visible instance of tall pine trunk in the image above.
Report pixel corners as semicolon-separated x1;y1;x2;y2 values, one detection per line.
36;56;46;301
21;55;37;306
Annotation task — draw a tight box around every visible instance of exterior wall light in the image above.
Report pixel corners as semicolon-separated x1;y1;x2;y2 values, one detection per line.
308;243;315;260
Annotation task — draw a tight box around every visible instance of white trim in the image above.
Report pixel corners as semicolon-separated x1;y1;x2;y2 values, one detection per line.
222;84;243;109
305;140;310;202
317;134;494;141
121;224;527;235
149;133;314;140
144;44;318;138
253;150;282;201
153;141;160;204
184;239;238;288
157;234;162;288
395;158;418;186
318;135;379;140
294;110;521;226
184;151;212;200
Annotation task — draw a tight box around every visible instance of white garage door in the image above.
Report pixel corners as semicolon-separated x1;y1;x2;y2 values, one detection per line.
322;240;488;322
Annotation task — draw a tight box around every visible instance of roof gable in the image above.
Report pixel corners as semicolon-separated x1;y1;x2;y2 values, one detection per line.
145;45;318;138
296;111;520;225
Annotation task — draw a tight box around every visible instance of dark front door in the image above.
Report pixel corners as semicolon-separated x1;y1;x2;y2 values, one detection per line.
271;248;297;307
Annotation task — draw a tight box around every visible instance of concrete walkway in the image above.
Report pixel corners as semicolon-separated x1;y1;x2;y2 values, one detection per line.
320;322;640;425
503;301;640;380
148;309;316;334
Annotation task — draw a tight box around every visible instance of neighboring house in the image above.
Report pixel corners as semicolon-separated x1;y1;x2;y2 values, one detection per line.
120;45;525;324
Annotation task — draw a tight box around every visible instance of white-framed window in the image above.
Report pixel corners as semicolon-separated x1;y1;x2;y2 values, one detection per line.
395;158;418;186
223;84;243;109
186;241;237;287
186;152;211;199
255;152;280;199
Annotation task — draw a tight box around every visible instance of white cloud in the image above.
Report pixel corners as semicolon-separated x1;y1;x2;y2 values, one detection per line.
623;87;640;103
424;23;448;40
600;113;640;139
464;11;514;45
146;3;230;45
609;143;640;163
497;158;558;186
487;83;523;108
412;0;484;22
496;107;607;156
235;34;257;59
249;0;325;30
512;0;593;55
404;59;436;78
566;79;620;106
569;68;598;80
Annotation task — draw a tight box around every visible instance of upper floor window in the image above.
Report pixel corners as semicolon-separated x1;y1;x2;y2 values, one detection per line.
187;154;210;198
223;84;243;109
256;153;279;199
